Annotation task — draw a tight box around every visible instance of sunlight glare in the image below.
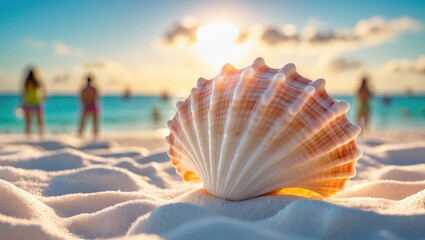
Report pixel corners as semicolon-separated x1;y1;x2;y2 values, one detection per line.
196;21;239;44
196;21;249;67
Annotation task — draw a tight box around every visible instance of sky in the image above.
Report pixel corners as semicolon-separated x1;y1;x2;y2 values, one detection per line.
0;0;425;95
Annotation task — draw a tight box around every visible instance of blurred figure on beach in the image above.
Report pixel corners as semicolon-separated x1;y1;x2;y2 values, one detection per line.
356;75;373;134
382;94;391;106
160;90;170;102
78;75;99;138
21;67;46;136
152;106;161;124
122;86;131;100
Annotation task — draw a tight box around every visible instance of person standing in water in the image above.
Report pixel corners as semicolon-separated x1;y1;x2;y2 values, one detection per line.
356;76;373;134
78;75;99;138
22;67;46;136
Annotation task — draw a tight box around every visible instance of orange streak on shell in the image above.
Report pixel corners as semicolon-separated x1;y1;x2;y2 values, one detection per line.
271;188;324;199
183;170;201;182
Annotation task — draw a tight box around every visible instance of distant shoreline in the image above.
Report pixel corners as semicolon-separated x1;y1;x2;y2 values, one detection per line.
1;92;425;97
2;95;424;135
0;93;175;98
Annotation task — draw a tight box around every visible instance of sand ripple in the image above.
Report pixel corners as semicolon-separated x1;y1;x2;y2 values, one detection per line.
0;137;424;239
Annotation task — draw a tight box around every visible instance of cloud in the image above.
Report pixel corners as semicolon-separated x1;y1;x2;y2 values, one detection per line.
47;58;132;94
22;37;47;50
83;59;125;73
325;56;363;72
162;16;421;54
82;59;130;85
260;16;422;50
53;42;84;57
162;16;248;46
21;38;85;58
382;55;425;75
261;25;299;46
164;16;199;45
83;60;107;69
52;72;70;83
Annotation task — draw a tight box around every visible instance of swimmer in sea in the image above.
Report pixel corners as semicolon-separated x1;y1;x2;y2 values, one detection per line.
78;75;99;138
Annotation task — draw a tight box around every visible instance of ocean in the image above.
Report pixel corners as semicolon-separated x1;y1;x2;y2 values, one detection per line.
0;94;424;134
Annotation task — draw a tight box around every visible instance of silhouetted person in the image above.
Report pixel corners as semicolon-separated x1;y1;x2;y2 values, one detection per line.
382;94;391;106
78;75;99;138
356;76;373;134
123;86;131;100
160;90;169;101
22;67;45;136
405;87;413;97
152;106;161;123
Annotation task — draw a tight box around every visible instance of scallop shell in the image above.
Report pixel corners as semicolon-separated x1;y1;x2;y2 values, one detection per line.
166;57;362;201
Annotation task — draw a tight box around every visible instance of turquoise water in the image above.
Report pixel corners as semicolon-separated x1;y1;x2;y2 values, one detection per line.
0;95;177;134
336;95;425;131
0;94;424;133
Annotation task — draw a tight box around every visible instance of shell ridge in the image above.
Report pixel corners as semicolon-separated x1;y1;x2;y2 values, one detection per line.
190;86;213;188
232;89;355;197
224;71;286;194
176;100;210;182
212;98;236;196
191;81;215;182
207;76;224;193
198;81;216;191
231;119;298;195
231;80;317;194
298;179;350;196
251;58;285;80
167;128;206;182
240;117;361;198
168;145;200;180
230;96;303;192
237;114;358;194
263;158;357;194
167;122;202;174
216;67;256;196
218;68;265;195
222;76;283;195
261;73;285;104
239;80;324;161
248;165;355;199
208;75;240;195
282;140;362;177
251;57;266;69
226;86;292;187
307;162;357;180
167;139;203;182
278;63;296;78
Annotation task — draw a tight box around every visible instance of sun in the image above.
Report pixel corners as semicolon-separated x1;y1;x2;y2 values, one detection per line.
197;21;239;44
196;21;249;67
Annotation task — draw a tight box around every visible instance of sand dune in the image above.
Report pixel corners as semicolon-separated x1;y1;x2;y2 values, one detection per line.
0;135;424;239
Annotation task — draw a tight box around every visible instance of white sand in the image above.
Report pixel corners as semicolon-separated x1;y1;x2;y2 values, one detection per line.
0;133;424;239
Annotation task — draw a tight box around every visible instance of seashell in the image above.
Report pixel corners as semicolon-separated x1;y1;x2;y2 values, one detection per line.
166;57;362;201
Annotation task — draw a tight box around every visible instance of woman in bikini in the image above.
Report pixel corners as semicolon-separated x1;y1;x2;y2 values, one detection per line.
22;67;46;136
78;75;99;138
356;76;373;134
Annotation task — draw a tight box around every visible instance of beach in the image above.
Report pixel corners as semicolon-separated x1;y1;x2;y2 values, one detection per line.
2;0;425;238
0;130;424;240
